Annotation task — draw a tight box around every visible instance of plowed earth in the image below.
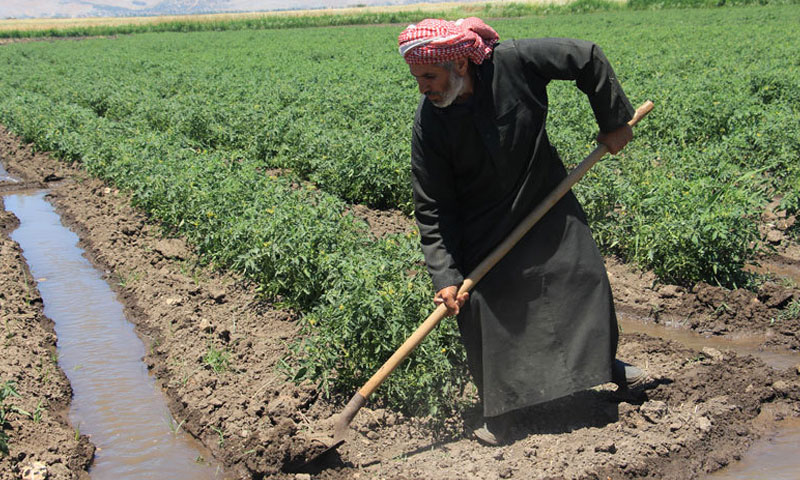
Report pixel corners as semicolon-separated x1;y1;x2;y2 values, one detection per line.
1;124;800;479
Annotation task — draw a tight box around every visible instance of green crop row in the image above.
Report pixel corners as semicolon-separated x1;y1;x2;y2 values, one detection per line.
2;26;417;209
4;6;798;288
0;5;798;415
503;6;800;286
0;88;466;415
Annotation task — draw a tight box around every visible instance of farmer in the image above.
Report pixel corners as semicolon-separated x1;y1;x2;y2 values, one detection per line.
399;18;646;445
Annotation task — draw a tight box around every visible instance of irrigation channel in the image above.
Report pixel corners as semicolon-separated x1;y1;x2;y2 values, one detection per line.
1;157;799;478
2;184;225;479
619;314;800;480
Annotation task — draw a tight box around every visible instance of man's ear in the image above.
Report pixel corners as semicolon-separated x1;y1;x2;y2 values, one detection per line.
454;57;470;76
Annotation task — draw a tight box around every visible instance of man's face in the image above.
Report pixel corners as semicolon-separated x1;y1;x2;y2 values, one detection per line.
409;63;465;108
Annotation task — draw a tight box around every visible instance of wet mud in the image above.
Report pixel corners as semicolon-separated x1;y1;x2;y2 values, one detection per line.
709;417;800;479
2;123;800;479
605;256;800;352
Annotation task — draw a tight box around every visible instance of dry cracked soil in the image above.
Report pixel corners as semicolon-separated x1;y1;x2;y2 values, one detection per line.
2;123;800;479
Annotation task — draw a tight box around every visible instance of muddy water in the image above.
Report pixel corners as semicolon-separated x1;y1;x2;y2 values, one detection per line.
4;191;225;480
619;313;800;479
618;312;800;371
708;418;800;480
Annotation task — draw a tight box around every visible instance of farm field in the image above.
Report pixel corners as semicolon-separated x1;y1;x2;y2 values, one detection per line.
3;124;800;479
1;3;800;479
0;1;571;33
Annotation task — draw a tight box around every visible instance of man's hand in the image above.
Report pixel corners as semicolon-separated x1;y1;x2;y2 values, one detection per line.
596;124;633;155
434;285;469;316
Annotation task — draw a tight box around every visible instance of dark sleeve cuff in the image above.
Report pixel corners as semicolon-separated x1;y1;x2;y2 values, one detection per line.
430;269;464;293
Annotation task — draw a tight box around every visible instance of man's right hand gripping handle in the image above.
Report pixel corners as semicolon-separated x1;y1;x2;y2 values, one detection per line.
434;285;470;316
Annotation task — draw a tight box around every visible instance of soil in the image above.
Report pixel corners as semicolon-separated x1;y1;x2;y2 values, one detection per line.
0;198;95;477
2;123;800;479
606;257;800;351
348;204;412;239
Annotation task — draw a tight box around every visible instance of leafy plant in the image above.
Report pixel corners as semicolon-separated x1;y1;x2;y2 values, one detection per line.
1;380;21;456
773;299;800;324
285;234;469;416
203;343;230;374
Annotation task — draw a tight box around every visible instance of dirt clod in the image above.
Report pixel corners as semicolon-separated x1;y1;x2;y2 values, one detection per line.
20;462;47;480
208;288;226;303
702;347;725;362
640;401;668;423
153;238;188;260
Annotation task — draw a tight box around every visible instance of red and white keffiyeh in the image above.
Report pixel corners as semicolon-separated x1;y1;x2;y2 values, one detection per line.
398;17;499;65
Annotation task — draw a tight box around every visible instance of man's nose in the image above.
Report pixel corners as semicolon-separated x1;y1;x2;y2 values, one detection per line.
416;80;428;94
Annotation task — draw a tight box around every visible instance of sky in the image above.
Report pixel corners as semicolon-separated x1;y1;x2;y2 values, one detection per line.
1;0;451;19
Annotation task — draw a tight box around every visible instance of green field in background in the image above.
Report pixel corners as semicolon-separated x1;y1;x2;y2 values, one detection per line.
0;4;797;415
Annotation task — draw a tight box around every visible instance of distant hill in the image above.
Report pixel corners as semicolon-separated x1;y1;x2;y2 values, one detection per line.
1;0;441;19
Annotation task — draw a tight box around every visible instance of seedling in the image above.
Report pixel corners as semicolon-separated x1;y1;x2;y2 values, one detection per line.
210;425;225;448
773;299;800;324
116;270;141;288
12;400;45;424
166;415;185;435
203;343;230;374
0;381;21;456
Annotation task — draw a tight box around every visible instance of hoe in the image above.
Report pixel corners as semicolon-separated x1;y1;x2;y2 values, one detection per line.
302;100;654;470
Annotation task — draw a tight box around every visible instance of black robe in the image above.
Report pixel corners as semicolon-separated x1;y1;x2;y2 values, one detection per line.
410;38;634;417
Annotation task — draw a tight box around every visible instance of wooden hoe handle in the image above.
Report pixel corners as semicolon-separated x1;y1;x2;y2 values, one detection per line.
334;100;654;442
460;100;654;295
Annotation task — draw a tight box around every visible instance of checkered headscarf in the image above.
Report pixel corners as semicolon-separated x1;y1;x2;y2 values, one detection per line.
398;17;499;65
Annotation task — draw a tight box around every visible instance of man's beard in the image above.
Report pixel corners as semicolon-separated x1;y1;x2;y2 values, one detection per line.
429;71;465;108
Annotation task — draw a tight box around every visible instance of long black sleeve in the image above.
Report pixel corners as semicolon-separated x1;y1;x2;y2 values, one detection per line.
514;37;634;132
410;118;465;292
